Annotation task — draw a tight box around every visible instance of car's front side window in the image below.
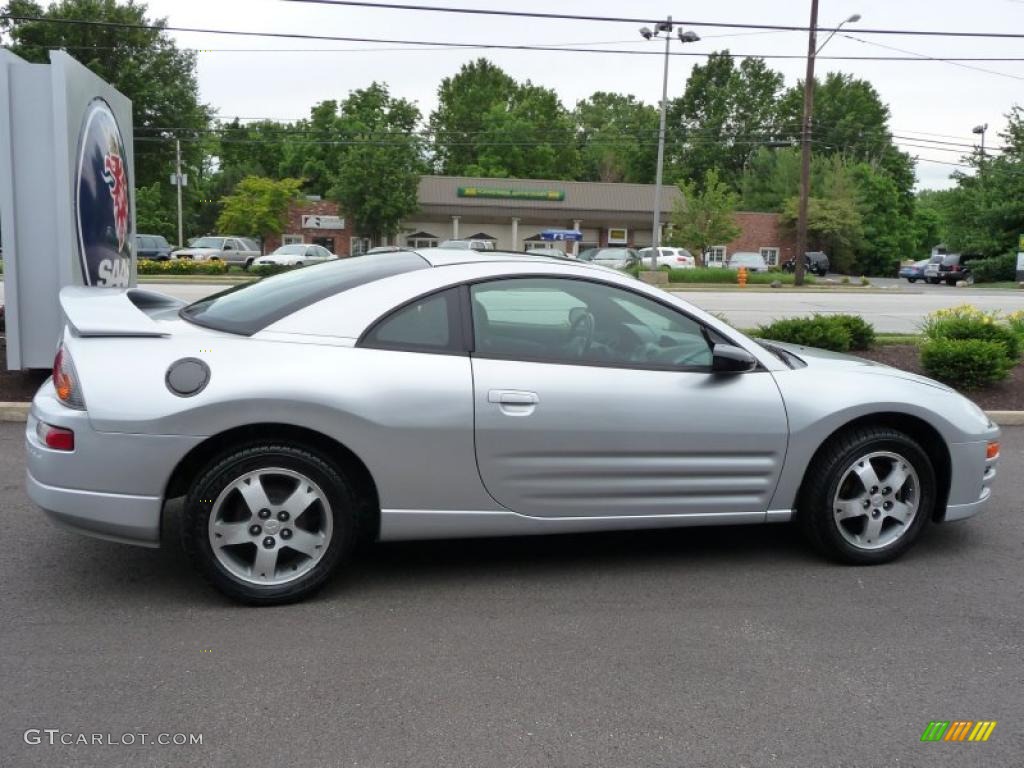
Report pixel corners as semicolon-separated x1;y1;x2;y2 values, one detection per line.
470;277;712;369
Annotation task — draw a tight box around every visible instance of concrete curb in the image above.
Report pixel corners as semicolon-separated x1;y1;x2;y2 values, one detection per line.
1;400;1022;427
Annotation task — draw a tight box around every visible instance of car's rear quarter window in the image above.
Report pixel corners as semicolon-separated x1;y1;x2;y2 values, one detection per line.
180;251;429;335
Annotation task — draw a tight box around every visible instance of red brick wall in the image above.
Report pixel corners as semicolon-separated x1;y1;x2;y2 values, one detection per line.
264;200;354;255
724;212;797;265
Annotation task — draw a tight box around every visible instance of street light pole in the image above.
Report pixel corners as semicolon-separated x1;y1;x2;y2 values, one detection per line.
641;19;700;271
651;17;672;270
973;123;988;158
794;7;860;286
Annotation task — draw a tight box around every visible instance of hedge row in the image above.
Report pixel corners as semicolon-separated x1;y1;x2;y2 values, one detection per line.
919;305;1022;388
755;314;875;352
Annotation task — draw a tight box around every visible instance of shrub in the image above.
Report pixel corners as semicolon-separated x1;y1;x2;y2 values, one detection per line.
756;315;852;352
921;305;1020;360
137;258;229;275
967;253;1016;283
664;267;815;285
829;314;876;350
1006;310;1024;338
920;338;1013;389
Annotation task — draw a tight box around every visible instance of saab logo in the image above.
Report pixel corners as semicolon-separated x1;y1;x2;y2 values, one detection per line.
75;98;132;287
921;720;997;742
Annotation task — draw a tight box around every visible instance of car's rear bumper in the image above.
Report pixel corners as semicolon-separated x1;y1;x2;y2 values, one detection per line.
26;470;163;546
25;379;203;547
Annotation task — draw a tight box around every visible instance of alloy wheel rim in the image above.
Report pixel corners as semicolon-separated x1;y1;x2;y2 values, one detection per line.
832;451;920;551
208;467;333;586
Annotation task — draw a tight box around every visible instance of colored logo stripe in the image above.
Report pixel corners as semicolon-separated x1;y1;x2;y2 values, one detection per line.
921;720;996;742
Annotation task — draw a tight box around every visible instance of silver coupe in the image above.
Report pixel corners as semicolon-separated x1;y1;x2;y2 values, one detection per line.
26;250;1000;604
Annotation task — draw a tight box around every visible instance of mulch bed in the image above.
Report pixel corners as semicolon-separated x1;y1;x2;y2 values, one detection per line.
855;344;1024;411
0;338;1021;410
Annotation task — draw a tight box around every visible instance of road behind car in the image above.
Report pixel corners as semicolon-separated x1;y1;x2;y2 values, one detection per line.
2;420;1022;767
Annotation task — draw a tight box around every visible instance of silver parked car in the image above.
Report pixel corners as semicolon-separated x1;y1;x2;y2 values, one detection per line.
577;247;640;270
254;243;337;267
27;250;999;604
172;236;262;269
726;251;770;272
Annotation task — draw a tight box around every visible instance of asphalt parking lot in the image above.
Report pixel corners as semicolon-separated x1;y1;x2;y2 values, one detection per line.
2;421;1023;768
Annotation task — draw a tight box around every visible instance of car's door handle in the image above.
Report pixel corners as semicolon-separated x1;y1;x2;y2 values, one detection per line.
488;390;539;406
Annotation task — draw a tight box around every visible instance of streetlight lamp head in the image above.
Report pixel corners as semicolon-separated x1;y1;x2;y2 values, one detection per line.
639;26;654;40
973;124;988;134
678;29;700;43
845;14;861;23
656;21;673;33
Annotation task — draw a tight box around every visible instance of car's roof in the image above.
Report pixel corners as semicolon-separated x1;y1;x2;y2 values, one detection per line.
412;247;607;271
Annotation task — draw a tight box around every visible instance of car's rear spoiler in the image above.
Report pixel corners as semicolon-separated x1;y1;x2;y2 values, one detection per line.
59;286;185;337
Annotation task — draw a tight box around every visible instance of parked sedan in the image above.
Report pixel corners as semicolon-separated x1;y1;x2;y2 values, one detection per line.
135;234;172;261
28;249;999;604
577;247;640;270
725;251;770;272
172;236;262;268
254;243;337;267
638;246;696;270
898;259;930;283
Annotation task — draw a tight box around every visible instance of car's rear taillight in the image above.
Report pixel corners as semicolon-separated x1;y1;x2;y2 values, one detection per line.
36;421;74;451
52;344;86;410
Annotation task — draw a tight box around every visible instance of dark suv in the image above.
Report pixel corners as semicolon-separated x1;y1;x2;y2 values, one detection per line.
136;234;172;261
924;253;971;285
782;251;830;277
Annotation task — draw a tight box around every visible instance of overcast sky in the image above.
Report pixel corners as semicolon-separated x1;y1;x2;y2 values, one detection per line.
142;0;1024;190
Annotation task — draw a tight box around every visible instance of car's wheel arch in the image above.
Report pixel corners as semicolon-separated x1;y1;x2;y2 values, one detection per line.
164;422;381;542
795;412;952;522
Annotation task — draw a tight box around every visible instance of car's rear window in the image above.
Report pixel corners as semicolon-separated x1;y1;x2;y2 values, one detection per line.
180;251;429;335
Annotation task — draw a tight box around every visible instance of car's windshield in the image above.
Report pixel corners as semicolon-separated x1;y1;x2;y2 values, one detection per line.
190;237;225;249
274;244;307;255
180;251;429;335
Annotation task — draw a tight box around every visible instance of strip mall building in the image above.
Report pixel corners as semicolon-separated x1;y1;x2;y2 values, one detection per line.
269;174;798;266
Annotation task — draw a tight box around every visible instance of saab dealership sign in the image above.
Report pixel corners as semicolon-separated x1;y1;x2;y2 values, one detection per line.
0;51;135;369
76;99;132;287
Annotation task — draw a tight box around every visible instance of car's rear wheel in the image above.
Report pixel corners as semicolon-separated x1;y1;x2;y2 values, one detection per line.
798;427;935;565
907;278;916;283
182;443;357;604
244;258;254;270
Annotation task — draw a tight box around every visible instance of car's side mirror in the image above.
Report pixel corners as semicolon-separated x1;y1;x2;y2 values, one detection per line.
711;343;757;373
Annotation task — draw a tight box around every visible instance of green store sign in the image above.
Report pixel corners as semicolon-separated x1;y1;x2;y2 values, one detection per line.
458;186;565;202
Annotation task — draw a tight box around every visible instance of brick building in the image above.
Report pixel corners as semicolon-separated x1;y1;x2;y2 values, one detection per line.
271;182;795;265
704;211;797;268
263;199;354;256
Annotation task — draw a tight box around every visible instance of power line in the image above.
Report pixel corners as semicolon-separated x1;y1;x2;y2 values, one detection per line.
839;33;1024;82
6;16;1024;63
278;0;1024;39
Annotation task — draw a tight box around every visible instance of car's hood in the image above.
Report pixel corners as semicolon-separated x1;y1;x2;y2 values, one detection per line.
763;340;955;392
174;247;219;255
257;255;292;263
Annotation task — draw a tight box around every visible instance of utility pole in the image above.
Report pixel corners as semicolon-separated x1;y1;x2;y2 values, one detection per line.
794;0;819;288
175;138;184;248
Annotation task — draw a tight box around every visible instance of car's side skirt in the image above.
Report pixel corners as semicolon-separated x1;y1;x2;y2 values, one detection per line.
379;508;794;542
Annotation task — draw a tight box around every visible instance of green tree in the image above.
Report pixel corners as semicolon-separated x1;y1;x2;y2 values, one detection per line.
429;58;517;175
134;182;174;239
574;92;658;183
464;82;579;180
280;100;349;196
329;83;424;242
216;177;303;240
666;53;784;189
667;168;741;266
1;0;210;189
911;190;952;257
943;106;1024;257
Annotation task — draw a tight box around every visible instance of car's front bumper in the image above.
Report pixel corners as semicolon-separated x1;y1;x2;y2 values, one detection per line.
942;438;999;522
25;379;203;547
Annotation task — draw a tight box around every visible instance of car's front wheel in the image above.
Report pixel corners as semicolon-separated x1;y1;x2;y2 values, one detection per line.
182;443;358;604
798;427;935;565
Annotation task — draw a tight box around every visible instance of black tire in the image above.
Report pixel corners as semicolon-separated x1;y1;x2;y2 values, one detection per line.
927;277;940;285
244;258;254;270
907;278;916;283
797;427;935;565
946;279;957;286
182;442;359;605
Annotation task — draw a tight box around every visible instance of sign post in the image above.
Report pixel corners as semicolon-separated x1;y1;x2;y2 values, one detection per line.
0;50;134;369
